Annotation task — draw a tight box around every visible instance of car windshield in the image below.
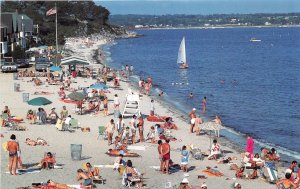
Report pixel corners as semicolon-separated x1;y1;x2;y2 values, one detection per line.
3;63;16;65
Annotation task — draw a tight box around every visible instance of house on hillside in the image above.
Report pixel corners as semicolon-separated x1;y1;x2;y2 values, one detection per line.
0;11;33;58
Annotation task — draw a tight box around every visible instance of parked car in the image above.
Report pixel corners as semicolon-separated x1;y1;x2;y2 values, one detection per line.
1;62;18;73
35;57;52;72
15;59;30;68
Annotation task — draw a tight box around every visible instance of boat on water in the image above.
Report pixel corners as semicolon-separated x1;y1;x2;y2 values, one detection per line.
177;37;189;69
250;38;262;42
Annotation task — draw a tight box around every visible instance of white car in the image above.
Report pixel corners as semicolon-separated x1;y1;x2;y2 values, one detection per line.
1;62;18;73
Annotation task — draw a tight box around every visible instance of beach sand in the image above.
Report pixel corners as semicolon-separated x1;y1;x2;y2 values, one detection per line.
0;38;282;189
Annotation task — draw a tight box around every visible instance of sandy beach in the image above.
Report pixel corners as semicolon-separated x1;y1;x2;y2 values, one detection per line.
0;37;287;189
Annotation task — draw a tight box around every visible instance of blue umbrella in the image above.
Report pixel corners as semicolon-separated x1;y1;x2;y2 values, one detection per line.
27;97;52;106
90;83;108;90
50;66;62;72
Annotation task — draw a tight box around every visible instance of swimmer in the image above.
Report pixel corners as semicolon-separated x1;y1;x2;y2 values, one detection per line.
188;93;193;99
159;91;164;97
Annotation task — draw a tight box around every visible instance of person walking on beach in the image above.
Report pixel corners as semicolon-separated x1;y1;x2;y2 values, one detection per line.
116;115;125;136
160;139;171;174
129;115;137;144
15;136;24;170
189;108;197;133
246;136;254;159
150;99;155;116
7;134;19;175
202;96;207;113
137;116;144;142
105;119;115;145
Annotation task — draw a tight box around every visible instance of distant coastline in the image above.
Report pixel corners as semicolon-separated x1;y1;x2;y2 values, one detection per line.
133;24;300;30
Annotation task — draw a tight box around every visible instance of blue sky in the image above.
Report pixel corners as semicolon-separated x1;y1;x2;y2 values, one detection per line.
96;0;300;15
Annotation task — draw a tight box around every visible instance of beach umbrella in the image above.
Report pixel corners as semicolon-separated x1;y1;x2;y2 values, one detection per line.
90;83;108;90
68;91;85;101
50;66;62;72
199;121;223;150
27;97;52;106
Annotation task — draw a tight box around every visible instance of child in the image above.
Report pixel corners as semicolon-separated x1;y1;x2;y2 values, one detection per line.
122;127;130;145
147;126;156;143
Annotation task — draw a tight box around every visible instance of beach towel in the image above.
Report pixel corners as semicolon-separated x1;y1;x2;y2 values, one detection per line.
94;165;114;168
202;168;224;177
5;168;41;175
127;145;146;151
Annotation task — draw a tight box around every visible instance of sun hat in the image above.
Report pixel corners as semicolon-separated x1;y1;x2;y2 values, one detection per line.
181;178;189;184
193;108;196;111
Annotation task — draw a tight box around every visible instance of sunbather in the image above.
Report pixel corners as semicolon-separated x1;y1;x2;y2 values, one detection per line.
163;117;178;130
77;169;93;189
276;173;297;189
25;138;48;146
85;162;100;179
235;167;245;178
107;149;140;157
32;179;71;189
146;126;156;143
267;148;281;161
208;139;221;160
203;167;224;177
41;152;56;169
26;109;37;124
114;136;127;151
124;160;144;188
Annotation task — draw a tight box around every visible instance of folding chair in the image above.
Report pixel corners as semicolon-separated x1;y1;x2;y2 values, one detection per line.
97;126;107;140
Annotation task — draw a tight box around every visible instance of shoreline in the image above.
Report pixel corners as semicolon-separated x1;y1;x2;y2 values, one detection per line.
0;33;294;189
133;24;300;30
102;35;300;164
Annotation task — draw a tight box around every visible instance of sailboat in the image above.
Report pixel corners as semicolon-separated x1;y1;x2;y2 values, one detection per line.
177;37;188;69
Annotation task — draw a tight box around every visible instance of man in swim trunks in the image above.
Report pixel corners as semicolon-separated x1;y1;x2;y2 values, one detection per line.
160;139;171;174
7;134;19;175
77;169;93;188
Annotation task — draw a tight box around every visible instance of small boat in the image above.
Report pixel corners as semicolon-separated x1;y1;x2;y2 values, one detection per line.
250;38;261;42
177;37;189;69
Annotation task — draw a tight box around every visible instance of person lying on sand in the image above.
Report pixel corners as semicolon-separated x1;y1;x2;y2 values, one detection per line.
106;149;140;157
162;117;178;130
32;179;71;189
85;162;101;179
41;152;56;169
217;157;232;164
25;138;48;146
203;166;224;177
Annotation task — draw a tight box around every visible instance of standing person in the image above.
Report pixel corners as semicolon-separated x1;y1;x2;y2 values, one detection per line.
105;119;115;145
160;140;171;174
114;94;120;110
130;65;134;74
116;115;125;136
129;115;137;144
189;108;197;133
181;145;189;172
15;136;24;170
202;96;207;113
137;116;144;142
103;97;108;116
7;134;19;175
150;99;155;116
60;106;68;120
246;136;254;159
157;140;163;173
3;105;11;117
213;115;222;125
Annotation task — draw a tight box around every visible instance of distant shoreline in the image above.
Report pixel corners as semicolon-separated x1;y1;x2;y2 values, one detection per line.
134;24;300;30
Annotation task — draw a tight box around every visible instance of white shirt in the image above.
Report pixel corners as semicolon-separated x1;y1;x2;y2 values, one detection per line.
65;117;72;125
114;97;120;105
150;102;155;111
116;120;125;131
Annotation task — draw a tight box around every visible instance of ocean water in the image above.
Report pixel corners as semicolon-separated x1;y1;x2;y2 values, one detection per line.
104;27;300;160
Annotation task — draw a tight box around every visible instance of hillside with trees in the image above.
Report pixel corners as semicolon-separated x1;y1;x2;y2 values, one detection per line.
1;1;124;46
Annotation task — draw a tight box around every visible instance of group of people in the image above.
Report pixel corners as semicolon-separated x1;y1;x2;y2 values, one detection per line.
139;77;153;96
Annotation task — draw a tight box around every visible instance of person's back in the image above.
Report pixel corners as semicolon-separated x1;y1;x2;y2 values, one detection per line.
7;140;18;153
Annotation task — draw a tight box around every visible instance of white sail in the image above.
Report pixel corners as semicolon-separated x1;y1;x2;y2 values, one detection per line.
177;37;186;64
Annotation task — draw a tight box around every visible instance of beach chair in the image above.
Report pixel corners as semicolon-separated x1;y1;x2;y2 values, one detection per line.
67;118;80;131
97;126;107;140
